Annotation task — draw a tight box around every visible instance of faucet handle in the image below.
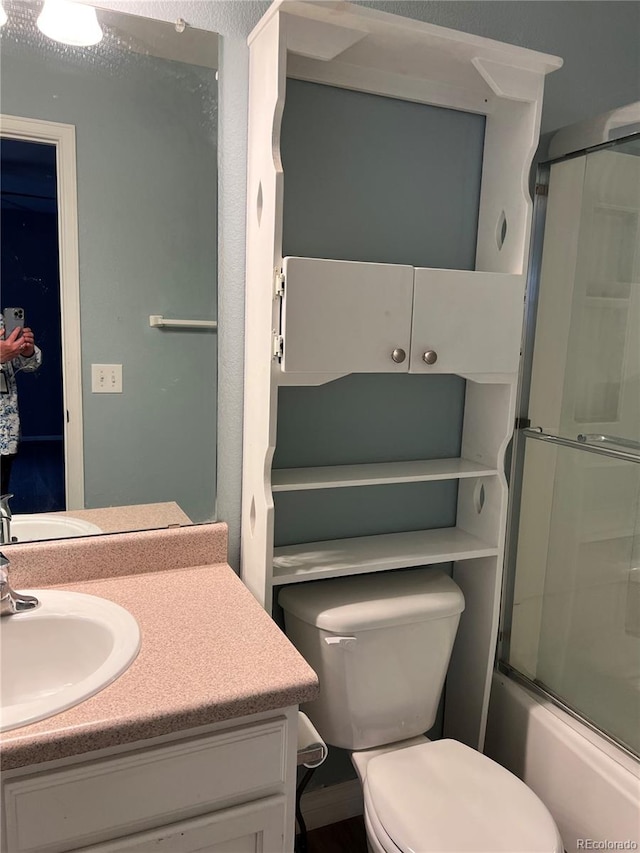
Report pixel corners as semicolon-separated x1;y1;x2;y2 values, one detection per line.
0;551;9;583
0;552;38;614
0;494;13;518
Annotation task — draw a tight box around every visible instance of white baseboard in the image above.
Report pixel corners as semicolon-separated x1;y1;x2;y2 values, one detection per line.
300;779;364;831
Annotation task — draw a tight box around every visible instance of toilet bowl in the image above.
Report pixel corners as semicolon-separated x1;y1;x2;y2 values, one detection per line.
279;568;564;853
357;739;563;853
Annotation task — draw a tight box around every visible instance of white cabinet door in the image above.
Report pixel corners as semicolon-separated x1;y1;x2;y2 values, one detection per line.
409;268;524;374
78;797;287;853
281;256;414;374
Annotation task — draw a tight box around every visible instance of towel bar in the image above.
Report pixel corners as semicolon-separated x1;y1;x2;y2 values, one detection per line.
149;315;217;330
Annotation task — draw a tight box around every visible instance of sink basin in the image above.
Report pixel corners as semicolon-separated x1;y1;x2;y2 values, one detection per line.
11;515;103;543
0;590;140;732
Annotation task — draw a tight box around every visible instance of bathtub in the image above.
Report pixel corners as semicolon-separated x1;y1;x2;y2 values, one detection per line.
485;672;640;852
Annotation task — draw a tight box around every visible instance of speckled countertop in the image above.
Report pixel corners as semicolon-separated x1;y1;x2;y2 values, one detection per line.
57;501;193;533
0;525;319;771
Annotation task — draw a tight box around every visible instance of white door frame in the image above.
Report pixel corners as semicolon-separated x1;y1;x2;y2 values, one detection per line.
1;114;84;509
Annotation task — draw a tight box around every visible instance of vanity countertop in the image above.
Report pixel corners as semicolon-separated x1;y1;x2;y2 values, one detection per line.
57;501;193;533
0;562;319;771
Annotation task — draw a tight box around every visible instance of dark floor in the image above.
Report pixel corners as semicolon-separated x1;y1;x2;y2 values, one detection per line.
306;817;368;853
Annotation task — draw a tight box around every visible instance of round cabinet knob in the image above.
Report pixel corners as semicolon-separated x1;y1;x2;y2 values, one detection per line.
391;348;406;364
422;350;438;365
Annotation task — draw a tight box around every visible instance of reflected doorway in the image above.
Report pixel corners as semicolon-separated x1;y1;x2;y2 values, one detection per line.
1;137;65;512
1;114;84;511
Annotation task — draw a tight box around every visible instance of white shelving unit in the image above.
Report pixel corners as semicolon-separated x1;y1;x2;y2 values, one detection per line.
271;458;498;492
241;0;561;750
273;528;499;585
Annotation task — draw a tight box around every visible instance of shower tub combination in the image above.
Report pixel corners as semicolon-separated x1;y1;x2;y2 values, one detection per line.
494;109;640;852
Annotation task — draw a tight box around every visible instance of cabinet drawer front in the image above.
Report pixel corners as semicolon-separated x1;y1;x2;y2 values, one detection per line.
76;796;287;853
281;256;414;374
4;719;287;853
410;268;525;374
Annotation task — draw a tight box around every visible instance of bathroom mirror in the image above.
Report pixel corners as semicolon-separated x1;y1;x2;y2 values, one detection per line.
0;0;218;541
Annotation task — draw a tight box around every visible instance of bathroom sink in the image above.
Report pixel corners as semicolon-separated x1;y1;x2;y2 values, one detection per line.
10;515;103;543
0;590;140;732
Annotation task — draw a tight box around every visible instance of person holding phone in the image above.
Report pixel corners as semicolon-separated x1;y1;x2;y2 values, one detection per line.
0;315;42;494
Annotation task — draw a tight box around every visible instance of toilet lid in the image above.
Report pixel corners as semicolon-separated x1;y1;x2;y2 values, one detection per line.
365;740;563;853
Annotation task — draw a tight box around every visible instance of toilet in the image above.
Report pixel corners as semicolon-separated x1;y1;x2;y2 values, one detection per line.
279;567;564;853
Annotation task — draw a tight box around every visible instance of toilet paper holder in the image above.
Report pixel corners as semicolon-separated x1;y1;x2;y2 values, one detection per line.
297;744;325;767
297;711;328;768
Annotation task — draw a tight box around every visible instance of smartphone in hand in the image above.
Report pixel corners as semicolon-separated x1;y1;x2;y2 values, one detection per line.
2;308;25;339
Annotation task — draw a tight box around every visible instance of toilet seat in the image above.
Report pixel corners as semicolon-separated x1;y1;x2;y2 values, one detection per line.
363;787;405;853
363;739;563;853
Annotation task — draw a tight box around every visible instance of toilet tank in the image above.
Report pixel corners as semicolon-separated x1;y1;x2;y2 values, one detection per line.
279;567;465;751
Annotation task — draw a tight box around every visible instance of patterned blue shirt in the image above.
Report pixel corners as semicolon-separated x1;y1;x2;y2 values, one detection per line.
0;339;42;456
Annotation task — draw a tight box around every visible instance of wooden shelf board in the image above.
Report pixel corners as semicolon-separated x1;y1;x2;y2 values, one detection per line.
271;458;497;492
272;527;497;585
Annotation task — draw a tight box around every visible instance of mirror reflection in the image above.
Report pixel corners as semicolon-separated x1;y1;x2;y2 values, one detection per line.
0;0;218;542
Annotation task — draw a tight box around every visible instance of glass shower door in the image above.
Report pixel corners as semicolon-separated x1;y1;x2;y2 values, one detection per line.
506;136;640;755
512;440;640;752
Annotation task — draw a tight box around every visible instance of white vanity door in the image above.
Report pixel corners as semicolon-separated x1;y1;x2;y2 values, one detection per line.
409;268;525;374
77;797;286;853
281;256;414;374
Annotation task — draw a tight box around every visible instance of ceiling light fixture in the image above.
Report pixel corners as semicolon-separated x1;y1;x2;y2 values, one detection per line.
37;0;103;47
0;2;8;27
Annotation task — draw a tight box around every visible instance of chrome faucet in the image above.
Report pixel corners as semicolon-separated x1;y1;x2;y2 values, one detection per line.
0;493;13;545
0;553;39;616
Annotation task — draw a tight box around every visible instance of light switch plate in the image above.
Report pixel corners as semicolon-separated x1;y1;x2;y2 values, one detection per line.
91;364;123;393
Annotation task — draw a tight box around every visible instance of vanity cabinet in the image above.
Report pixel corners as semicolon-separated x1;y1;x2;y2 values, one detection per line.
1;711;296;853
241;0;561;751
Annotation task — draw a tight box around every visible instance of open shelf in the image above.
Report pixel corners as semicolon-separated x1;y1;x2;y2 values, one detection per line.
272;527;497;585
272;458;497;492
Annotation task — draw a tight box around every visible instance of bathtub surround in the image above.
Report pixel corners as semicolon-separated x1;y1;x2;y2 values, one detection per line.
486;674;640;853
